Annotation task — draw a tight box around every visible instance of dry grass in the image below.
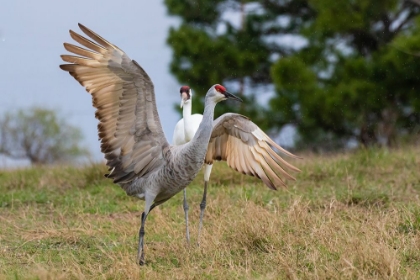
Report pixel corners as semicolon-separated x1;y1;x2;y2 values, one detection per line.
1;146;420;279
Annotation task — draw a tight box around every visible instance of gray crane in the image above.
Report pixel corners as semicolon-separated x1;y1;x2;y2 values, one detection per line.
173;86;301;245
59;24;242;265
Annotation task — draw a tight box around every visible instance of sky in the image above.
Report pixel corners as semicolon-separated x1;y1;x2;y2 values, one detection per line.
0;1;298;168
0;0;182;166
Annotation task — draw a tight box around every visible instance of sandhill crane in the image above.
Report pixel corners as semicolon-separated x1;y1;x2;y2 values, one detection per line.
173;86;301;245
59;24;243;265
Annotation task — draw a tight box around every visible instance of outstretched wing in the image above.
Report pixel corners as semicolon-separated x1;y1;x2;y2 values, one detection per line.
205;113;300;190
60;23;169;184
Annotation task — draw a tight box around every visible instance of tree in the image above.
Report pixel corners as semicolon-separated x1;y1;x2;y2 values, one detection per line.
0;108;88;164
165;0;420;150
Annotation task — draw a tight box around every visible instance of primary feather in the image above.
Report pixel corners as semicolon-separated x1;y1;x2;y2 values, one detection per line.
206;113;301;190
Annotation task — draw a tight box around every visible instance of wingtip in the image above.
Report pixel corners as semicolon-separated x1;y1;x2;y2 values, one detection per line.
78;23;91;35
78;23;88;35
59;64;73;71
62;42;71;52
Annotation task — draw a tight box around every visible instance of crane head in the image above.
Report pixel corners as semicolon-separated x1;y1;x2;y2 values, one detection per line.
179;85;192;108
211;84;243;103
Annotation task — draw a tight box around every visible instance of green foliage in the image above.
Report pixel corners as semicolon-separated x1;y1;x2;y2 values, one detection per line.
0;107;88;164
165;0;226;24
166;0;283;129
165;0;420;149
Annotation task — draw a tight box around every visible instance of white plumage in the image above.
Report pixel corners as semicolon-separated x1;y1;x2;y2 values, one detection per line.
173;86;203;145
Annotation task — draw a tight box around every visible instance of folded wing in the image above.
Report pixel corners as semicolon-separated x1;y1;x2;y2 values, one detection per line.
205;113;300;190
60;23;169;183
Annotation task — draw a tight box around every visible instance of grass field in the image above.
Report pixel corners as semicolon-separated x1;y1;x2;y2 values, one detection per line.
1;146;420;279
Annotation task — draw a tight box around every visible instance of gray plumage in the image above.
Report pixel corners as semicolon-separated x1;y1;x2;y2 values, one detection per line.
127;96;218;205
59;23;242;265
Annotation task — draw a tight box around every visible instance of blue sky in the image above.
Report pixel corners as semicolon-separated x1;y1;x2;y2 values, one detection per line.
0;0;181;165
0;1;298;167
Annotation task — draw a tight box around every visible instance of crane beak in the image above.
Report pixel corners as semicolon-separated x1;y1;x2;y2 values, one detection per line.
180;91;190;108
224;91;243;102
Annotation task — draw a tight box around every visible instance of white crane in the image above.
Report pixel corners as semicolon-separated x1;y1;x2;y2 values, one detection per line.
60;24;299;265
173;86;301;245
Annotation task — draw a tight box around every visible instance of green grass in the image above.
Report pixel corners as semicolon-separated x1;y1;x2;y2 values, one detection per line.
1;146;420;279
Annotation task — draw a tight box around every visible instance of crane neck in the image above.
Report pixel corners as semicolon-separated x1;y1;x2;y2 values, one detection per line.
182;100;192;120
185;96;216;157
182;99;195;141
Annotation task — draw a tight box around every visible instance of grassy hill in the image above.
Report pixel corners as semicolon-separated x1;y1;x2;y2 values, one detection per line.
1;146;419;279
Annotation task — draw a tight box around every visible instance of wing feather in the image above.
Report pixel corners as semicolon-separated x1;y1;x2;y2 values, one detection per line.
63;43;102;60
60;23;169;184
69;30;107;54
206;113;300;190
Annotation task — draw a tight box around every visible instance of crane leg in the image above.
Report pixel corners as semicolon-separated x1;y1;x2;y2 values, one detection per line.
137;193;155;266
197;164;213;246
183;188;190;244
137;211;148;265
